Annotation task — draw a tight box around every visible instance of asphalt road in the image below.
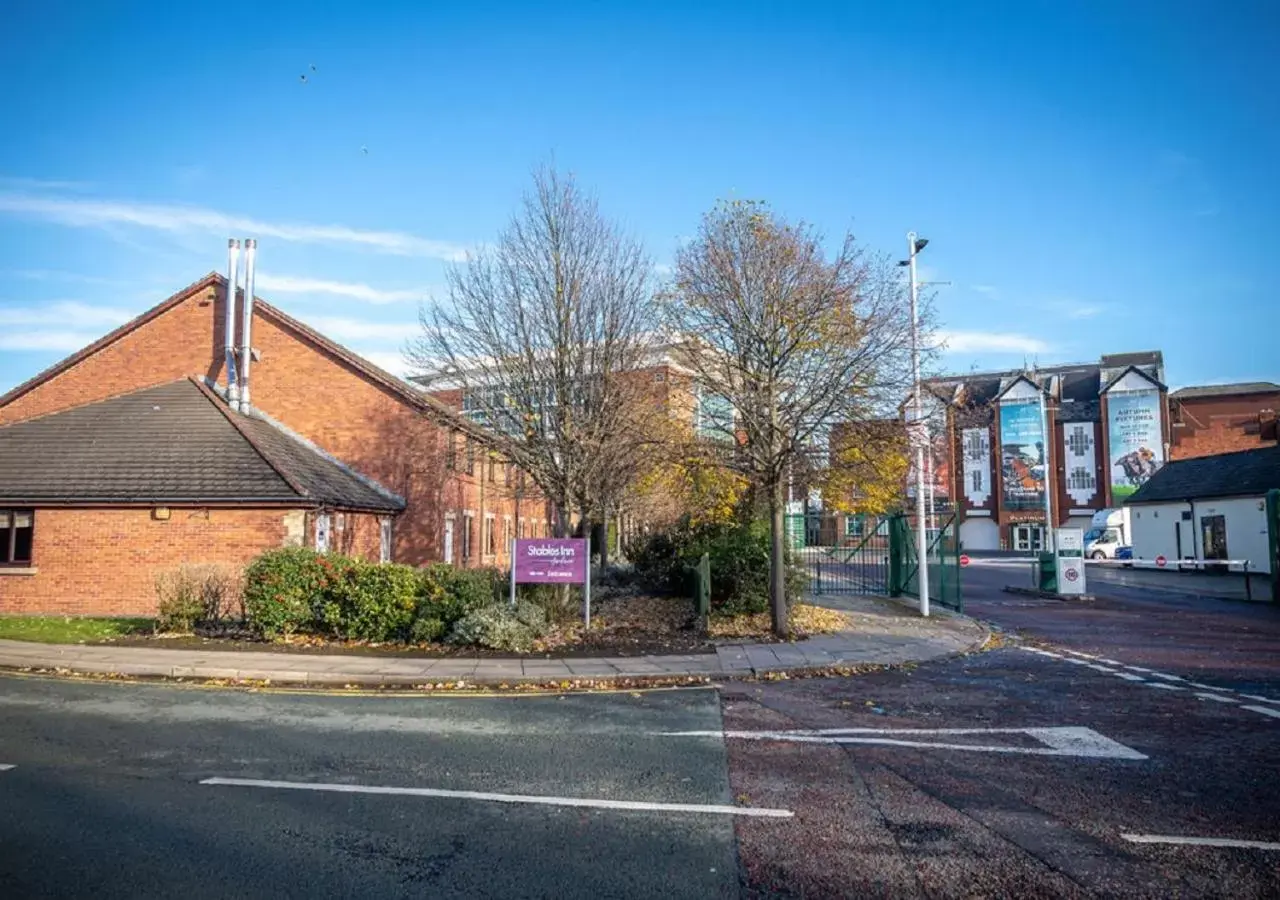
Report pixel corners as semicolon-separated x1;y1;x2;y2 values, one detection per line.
0;682;742;899
3;566;1278;899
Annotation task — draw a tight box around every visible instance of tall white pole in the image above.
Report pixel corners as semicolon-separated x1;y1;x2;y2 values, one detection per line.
908;231;930;618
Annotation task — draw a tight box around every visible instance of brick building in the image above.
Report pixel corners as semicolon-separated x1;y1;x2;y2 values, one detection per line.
923;352;1169;551
0;270;553;615
1167;382;1280;460
0;380;402;615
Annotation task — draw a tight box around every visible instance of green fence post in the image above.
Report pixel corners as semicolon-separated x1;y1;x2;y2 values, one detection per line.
888;515;903;597
1267;489;1280;604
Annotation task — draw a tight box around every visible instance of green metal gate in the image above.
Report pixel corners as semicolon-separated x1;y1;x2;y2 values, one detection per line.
807;512;962;612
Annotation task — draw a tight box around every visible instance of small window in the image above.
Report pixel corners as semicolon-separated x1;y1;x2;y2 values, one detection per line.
653;371;666;383
488;457;496;482
462;514;473;560
503;461;513;486
484;515;496;557
315;513;331;552
465;438;475;476
380;517;393;563
1;509;34;565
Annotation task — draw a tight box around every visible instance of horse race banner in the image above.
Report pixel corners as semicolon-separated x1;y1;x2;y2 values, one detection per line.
1107;390;1163;499
999;400;1045;511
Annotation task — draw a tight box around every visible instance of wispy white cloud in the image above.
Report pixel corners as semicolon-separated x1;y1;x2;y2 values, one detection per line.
0;301;135;329
357;350;416;378
0;191;472;261
0;330;108;352
0;176;91;192
256;273;428;305
304;315;422;344
938;330;1049;355
970;284;998;296
1064;304;1102;320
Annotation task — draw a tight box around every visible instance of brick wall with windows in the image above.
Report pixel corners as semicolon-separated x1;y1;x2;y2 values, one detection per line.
0;275;551;572
0;507;306;616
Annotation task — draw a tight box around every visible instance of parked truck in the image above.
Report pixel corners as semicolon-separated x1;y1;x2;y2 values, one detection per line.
1084;508;1131;559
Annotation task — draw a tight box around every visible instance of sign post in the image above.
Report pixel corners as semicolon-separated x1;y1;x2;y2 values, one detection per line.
1056;527;1086;596
512;537;590;625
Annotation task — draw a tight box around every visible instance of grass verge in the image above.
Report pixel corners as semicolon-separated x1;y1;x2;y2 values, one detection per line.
0;616;155;643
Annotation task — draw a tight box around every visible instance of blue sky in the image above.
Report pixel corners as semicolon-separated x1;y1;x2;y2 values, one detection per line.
2;0;1277;394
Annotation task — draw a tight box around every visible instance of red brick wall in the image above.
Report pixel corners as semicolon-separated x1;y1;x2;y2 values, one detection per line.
1170;393;1280;460
0;507;301;617
0;280;226;425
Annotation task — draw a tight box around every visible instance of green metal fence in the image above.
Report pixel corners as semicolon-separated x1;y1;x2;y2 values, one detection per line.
804;511;962;612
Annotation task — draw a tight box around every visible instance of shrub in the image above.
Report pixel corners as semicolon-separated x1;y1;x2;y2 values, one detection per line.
243;547;328;638
155;564;242;633
446;604;543;653
409;616;445;643
629;518;807;616
325;560;421;642
421;564;502;626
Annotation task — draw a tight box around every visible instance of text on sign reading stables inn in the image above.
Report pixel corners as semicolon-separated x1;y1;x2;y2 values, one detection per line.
513;538;588;584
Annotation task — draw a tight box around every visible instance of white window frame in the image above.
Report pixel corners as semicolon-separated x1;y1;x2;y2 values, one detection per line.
315;513;331;552
379;517;393;563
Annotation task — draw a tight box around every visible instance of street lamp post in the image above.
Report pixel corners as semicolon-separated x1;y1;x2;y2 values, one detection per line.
904;231;929;618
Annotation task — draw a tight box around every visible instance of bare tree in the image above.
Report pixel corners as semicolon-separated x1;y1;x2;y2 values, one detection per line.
665;200;918;636
408;166;661;566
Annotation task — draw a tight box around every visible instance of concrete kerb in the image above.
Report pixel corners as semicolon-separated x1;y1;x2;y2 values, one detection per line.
0;617;992;692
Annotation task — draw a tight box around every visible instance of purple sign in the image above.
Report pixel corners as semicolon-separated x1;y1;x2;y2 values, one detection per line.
513;538;587;584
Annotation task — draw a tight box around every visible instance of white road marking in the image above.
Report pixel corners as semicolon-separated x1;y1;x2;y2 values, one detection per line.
0;764;13;771
1240;694;1280;706
1084;663;1118;673
1096;658;1123;667
1121;834;1280;851
1145;683;1185;692
1186;682;1226;692
1242;705;1280;720
1125;666;1154;674
661;726;1147;760
200;777;794;818
1194;692;1238;704
1112;672;1146;682
1147;672;1185;683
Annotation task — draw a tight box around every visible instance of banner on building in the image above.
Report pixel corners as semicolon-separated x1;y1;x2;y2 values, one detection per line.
1062;422;1097;506
999;400;1045;510
962;427;991;507
1107;390;1163;498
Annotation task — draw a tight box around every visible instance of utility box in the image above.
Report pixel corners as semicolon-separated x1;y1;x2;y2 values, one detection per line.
1037;551;1058;593
1056;528;1086;596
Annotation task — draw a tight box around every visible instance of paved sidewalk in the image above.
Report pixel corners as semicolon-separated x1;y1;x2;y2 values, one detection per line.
0;596;986;687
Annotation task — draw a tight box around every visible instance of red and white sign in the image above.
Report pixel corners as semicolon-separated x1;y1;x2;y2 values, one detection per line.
1155;555;1167;568
959;554;971;568
1065;567;1079;582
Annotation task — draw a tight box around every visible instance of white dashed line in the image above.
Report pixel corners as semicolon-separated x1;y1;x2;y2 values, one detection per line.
1242;705;1280;720
201;778;796;818
1112;672;1146;682
1194;692;1239;704
1125;666;1154;674
1121;834;1280;851
1084;664;1117;673
1147;673;1185;683
1186;683;1225;692
1145;683;1185;691
1240;694;1280;706
0;764;14;772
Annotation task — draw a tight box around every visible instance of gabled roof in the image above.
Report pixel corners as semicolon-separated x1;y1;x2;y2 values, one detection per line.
0;272;490;443
995;373;1043;402
1126;443;1280;504
1101;364;1167;394
1171;381;1280;400
0;379;404;511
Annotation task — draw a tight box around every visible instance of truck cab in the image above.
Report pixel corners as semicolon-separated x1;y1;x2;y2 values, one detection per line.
1084;508;1130;559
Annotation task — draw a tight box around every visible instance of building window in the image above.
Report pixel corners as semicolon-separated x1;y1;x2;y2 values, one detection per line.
445;432;458;471
1;509;34;565
844;516;864;538
487;456;496;482
465;438;475;476
380;517;393;563
695;387;735;442
315;513;331;552
462;514;474;560
484;514;496;557
653;371;666;383
503;517;512;553
503;461;512;486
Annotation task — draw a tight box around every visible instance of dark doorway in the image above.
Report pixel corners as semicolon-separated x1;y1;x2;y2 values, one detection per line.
1200;514;1227;562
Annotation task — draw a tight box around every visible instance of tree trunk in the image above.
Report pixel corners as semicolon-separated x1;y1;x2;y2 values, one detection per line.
595;520;610;572
769;479;789;637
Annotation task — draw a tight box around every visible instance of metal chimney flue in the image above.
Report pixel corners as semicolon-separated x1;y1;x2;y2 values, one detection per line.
225;239;241;410
240;238;257;411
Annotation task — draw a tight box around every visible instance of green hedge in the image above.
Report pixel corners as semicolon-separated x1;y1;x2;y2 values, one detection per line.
242;549;541;649
628;519;807;615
